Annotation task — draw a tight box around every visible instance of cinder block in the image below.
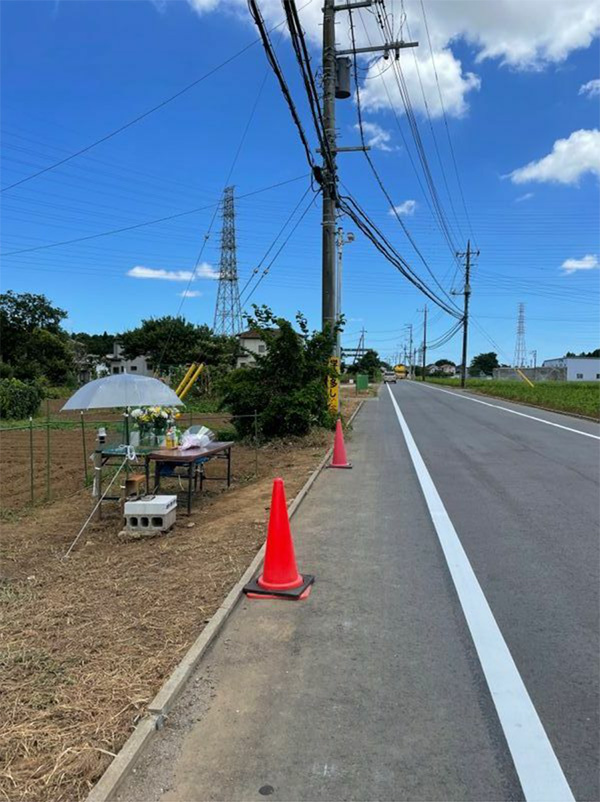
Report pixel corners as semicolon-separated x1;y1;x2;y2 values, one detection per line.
124;495;177;533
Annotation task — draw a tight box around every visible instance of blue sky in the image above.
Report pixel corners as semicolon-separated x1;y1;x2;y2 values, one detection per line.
1;0;599;365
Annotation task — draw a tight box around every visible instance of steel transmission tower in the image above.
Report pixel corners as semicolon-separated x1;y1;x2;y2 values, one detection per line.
513;302;527;367
213;186;243;335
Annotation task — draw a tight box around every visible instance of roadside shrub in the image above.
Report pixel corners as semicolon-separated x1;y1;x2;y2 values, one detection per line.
0;378;43;419
219;307;339;440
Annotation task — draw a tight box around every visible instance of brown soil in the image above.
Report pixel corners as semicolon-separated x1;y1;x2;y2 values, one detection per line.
0;412;238;514
0;397;361;802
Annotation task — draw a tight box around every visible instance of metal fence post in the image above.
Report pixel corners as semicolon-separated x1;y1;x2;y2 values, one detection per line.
46;399;51;501
29;416;34;504
81;412;89;483
254;410;259;477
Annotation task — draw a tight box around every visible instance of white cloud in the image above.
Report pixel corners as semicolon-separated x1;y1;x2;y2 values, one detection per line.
509;129;600;185
361;48;480;119
514;192;534;203
389;200;417;216
128;266;195;281
355;121;395;151
179;290;202;298
181;0;599;120
561;254;599;273
195;263;220;279
580;78;600;97
422;0;600;69
127;263;218;281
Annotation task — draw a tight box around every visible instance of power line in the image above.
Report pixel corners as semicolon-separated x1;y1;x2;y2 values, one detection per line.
0;174;309;257
282;0;335;176
348;7;462;318
242;192;319;305
338;192;462;318
239;184;312;298
372;1;462;257
403;13;465;244
247;0;321;183
0;39;263;193
419;0;478;249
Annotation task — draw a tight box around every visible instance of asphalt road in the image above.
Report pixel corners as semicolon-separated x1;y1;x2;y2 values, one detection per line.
388;380;600;801
118;385;599;802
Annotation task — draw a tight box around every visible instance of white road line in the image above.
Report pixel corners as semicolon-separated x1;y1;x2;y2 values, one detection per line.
410;381;600;440
386;385;575;802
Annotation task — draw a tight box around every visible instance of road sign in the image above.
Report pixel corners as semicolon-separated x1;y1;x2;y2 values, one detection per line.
328;357;340;413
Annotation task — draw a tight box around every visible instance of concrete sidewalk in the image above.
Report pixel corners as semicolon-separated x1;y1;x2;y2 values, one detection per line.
117;396;520;802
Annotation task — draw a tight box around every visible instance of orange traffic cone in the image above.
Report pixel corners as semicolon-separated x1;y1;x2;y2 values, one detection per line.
329;419;352;469
244;478;314;600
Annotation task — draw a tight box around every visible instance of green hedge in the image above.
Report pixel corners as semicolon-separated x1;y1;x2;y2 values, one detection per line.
0;378;43;419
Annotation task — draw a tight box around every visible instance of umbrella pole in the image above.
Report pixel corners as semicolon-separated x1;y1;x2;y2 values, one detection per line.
124;408;130;446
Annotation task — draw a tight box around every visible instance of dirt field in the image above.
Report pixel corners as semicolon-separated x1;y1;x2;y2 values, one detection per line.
0;412;243;514
0;395;362;802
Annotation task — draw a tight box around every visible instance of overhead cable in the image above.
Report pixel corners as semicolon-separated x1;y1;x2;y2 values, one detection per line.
247;0;321;184
0;174;309;257
348;8;462;316
419;0;478;249
242;192;318;305
339;192;462;318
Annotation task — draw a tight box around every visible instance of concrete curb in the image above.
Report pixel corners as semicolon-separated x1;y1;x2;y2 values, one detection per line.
86;400;364;802
86;716;159;802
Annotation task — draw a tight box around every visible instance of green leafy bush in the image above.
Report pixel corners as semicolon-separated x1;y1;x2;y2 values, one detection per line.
0;379;43;419
219;307;339;439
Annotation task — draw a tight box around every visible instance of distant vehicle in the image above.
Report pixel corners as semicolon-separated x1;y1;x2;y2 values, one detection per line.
383;370;397;383
394;364;408;379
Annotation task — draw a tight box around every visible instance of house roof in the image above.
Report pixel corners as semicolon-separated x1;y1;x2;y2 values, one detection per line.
238;328;279;340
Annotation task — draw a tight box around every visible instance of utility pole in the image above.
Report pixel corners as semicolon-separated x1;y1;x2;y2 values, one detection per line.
335;226;354;357
460;242;471;388
421;305;427;382
454;240;479;388
531;349;537;381
321;0;338;339
320;1;417;345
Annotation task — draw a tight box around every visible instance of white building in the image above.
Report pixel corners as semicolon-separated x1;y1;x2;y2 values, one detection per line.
236;329;273;368
542;357;600;381
105;342;153;376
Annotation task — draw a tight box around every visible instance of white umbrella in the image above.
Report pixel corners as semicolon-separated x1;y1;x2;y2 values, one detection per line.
62;373;184;411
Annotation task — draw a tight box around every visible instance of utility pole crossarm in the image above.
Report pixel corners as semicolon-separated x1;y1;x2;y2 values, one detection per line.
333;1;372;10
317;145;371;154
336;41;418;56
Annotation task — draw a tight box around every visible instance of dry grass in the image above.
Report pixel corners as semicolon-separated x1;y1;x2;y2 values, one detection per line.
0;398;362;801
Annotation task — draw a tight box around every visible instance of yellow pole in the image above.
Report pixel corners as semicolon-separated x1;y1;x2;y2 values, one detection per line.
175;363;197;396
516;368;535;388
179;364;204;400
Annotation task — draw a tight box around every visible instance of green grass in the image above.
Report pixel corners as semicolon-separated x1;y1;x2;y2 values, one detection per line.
426;378;600;419
181;396;222;413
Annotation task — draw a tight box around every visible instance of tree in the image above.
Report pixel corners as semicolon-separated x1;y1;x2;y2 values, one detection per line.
118;317;239;373
434;358;455;367
347;349;380;380
219;306;339;438
565;349;600;358
72;331;116;357
469;352;499;377
0;291;74;384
